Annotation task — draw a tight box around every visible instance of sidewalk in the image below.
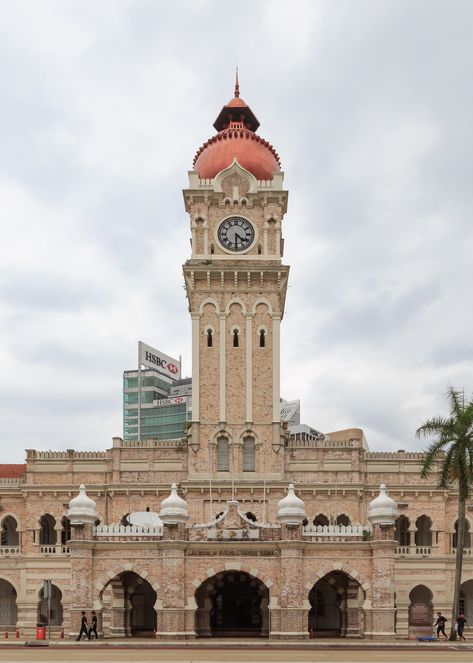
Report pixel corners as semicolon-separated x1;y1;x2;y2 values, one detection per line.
0;637;471;649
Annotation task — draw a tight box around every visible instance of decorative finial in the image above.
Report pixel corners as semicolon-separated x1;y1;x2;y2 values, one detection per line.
234;66;240;98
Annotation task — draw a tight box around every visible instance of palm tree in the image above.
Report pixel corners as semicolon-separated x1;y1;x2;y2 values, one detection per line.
416;387;473;640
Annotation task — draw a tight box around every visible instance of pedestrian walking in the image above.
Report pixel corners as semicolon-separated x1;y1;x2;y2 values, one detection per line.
88;611;98;640
457;612;467;640
434;611;448;640
76;611;90;641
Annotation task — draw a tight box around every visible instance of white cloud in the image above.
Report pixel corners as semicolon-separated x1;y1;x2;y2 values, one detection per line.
0;0;472;461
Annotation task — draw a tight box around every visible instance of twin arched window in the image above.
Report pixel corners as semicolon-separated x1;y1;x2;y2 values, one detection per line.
216;436;256;472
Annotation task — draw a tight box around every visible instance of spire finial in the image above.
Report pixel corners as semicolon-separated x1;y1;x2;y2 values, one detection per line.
234;66;240;98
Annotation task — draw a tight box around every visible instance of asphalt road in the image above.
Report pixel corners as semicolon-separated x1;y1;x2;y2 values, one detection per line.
0;646;472;663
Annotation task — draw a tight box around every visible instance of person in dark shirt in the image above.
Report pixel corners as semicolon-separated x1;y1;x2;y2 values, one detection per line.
76;611;90;641
434;611;448;640
88;611;98;640
457;612;467;640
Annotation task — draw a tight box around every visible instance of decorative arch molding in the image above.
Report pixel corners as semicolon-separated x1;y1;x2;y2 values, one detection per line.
190;563;274;594
210;428;233;446
95;563;161;598
34;579;68;599
251;298;273;316
0;575;19;596
235;427;262;447
225;298;247;316
404;582;435;603
304;564;370;595
0;512;22;531
213;159;258;195
199;298;220;316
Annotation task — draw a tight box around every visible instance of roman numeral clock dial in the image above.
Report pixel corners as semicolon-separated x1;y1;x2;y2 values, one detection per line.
217;216;255;252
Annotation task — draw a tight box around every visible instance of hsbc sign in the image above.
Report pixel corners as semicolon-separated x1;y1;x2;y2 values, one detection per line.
138;341;181;380
154;396;188;408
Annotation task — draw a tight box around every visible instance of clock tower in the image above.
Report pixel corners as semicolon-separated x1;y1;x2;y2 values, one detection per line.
183;77;289;481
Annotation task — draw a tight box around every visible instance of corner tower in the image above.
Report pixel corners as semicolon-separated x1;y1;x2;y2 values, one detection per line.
183;77;289;480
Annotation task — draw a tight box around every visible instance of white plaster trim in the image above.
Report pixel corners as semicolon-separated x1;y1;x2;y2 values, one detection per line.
192;316;200;421
219;314;226;422
272;316;280;420
246;314;252;422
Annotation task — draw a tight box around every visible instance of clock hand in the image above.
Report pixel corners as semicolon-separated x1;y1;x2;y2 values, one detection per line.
234;232;244;245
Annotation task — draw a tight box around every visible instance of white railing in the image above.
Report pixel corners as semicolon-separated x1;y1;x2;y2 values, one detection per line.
395;546;432;556
40;545;69;554
452;548;472;556
0;546;20;556
415;546;432;556
395;546;410;555
302;524;365;538
94;524;163;537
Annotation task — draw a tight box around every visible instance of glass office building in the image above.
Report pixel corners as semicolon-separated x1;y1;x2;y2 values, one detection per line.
123;370;192;441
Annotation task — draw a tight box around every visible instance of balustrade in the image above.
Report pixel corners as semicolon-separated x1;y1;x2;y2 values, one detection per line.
0;546;20;556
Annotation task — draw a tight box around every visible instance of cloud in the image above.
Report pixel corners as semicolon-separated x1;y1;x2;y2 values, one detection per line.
0;0;472;461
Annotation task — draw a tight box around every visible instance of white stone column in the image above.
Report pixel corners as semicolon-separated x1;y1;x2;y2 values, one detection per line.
272;315;281;422
246;314;253;423
219;313;226;423
191;314;200;421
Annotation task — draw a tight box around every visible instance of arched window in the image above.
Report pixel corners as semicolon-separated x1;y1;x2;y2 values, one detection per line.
257;244;262;255
216;437;230;472
233;329;239;348
454;519;471;549
395;516;410;546
1;517;19;546
415;515;432;547
336;514;351;527
313;514;329;527
39;514;57;545
242;436;256;472
259;329;266;348
210;243;215;254
207;329;213;347
61;517;71;546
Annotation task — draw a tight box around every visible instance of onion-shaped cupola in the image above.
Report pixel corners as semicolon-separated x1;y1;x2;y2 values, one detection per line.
159;483;189;525
277;483;306;525
67;484;99;525
367;484;398;526
193;71;281;181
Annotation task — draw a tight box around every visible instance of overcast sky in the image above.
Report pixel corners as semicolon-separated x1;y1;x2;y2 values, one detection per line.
1;0;472;462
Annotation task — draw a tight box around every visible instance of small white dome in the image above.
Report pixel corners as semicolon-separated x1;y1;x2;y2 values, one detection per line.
128;511;163;528
159;483;189;525
277;483;306;525
367;484;398;526
67;484;99;525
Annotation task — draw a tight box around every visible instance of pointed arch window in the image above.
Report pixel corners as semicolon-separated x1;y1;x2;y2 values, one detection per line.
1;516;19;546
207;329;213;347
395;515;410;546
242;436;256;472
216;437;230;472
259;329;266;348
233;329;239;348
313;514;329;527
39;514;57;545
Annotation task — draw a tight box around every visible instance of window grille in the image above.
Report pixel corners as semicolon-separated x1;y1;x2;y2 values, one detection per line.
243;437;256;472
216;437;230;471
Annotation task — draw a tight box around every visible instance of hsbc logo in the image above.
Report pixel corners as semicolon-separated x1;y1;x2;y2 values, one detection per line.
145;351;179;376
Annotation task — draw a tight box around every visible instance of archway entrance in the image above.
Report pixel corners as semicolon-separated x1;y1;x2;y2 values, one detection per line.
308;572;364;637
195;571;269;637
0;580;17;627
100;571;157;637
408;585;433;639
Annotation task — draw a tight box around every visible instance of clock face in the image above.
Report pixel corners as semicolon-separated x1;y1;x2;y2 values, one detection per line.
217;216;255;252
